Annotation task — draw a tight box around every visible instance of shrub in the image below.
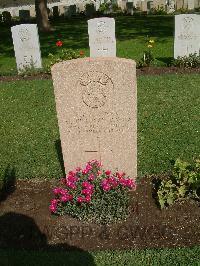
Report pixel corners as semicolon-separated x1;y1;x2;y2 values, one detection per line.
156;158;200;209
45;48;84;73
50;160;137;224
149;7;167;15
172;53;200;68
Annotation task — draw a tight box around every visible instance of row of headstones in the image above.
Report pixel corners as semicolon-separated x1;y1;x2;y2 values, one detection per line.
1;10;31;24
11;14;200;73
2;1;199;23
1;3;96;23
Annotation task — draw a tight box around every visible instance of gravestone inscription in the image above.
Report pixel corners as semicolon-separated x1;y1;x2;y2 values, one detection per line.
174;14;200;58
88;17;116;57
51;58;137;178
11;24;42;73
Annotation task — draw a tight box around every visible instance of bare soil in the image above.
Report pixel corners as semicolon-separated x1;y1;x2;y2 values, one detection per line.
0;177;199;251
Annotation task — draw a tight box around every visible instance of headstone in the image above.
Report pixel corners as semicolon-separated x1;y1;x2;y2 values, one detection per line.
11;24;42;73
141;0;147;11
51;58;137;178
88;17;116;58
68;5;76;17
176;0;184;9
2;11;12;24
85;3;96;17
167;0;175;13
120;0;128;11
126;2;134;14
188;0;195;9
19;10;31;22
174;14;200;58
53;6;59;18
194;0;200;8
147;0;154;10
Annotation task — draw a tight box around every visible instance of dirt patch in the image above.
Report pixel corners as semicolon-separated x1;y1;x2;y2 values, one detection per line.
1;67;200;83
0;177;199;251
0;73;51;83
136;66;200;76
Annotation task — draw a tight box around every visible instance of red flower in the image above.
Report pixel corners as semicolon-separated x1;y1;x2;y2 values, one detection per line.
105;170;111;176
56;40;63;47
80;50;84;56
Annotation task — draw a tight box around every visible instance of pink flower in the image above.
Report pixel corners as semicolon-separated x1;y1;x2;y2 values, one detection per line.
88;174;95;181
68;171;76;176
66;180;77;189
77;196;84;203
116;172;126;179
53;187;68;196
101;179;108;186
67;174;78;183
49;205;57;213
60;194;73;202
82;181;94;190
86;163;92;171
49;199;59;213
53;187;62;195
76;167;82;172
102;183;111;191
85;195;91;203
81;189;93;195
126;179;137;189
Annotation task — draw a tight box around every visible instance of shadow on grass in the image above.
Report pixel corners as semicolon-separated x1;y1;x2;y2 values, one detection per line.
156;56;174;66
0;212;95;265
55;139;65;176
0;15;174;58
0;165;16;202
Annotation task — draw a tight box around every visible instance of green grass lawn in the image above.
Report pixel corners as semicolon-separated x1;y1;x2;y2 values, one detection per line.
0;15;174;75
0;246;200;265
0;73;199;180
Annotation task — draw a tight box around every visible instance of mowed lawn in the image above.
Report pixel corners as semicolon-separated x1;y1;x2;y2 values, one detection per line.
0;73;199;180
0;15;174;75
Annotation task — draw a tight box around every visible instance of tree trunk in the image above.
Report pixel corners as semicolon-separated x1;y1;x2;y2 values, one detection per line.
35;0;53;32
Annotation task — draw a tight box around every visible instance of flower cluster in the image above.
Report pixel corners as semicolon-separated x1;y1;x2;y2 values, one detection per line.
101;171;136;192
49;160;137;217
147;39;155;48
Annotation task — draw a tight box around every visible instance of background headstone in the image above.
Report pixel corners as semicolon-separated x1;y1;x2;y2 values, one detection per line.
85;3;96;17
68;5;77;17
2;11;12;24
147;0;154;11
19;10;31;22
167;0;175;13
11;24;42;73
51;58;137;178
126;2;134;14
188;0;195;9
174;14;200;58
53;6;59;19
88;17;116;58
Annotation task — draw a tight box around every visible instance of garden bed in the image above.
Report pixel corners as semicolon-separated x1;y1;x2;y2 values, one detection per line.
0;176;199;251
1;67;200;82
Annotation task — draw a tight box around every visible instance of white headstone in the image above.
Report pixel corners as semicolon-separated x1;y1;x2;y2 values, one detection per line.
11;24;42;73
188;0;195;9
174;14;200;58
167;0;175;13
88;17;116;58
